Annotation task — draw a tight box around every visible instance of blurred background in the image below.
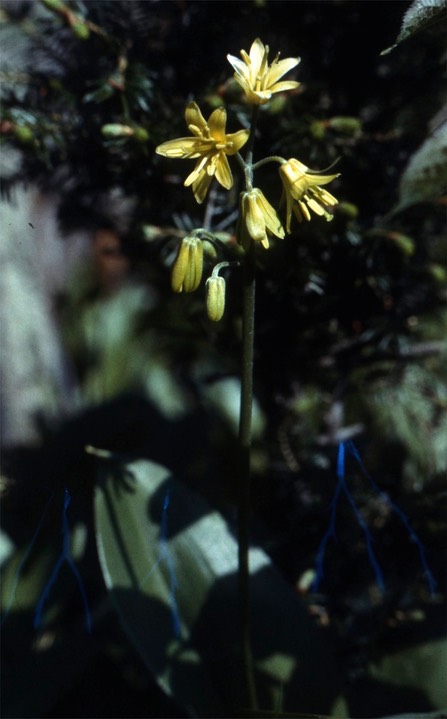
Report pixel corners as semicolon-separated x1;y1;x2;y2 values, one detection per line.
1;1;446;717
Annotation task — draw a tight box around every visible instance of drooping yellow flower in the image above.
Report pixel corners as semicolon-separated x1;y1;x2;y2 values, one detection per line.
227;38;300;106
279;158;340;232
171;235;204;292
156;102;249;203
239;188;285;250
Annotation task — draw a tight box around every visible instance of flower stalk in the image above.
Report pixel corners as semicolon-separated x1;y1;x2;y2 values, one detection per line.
236;103;260;711
237;239;258;710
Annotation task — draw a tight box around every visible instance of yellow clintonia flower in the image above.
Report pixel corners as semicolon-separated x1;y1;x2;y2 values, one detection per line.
156;101;249;204
227;38;300;106
239;188;285;250
171;235;204;292
206;275;226;322
279;158;340;232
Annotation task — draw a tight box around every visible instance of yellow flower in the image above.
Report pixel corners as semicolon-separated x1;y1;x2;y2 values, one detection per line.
206;275;226;322
227;38;300;106
238;188;285;250
171;235;204;292
279;158;340;232
155;101;249;203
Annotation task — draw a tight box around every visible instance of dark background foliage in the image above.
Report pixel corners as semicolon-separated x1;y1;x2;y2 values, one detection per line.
1;1;446;717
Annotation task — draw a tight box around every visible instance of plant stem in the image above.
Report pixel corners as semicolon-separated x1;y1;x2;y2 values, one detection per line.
238;240;257;711
237;103;260;711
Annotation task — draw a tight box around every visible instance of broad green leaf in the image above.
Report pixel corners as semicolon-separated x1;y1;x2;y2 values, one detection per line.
392;122;447;214
1;540;57;618
381;0;447;55
95;457;339;717
369;638;447;710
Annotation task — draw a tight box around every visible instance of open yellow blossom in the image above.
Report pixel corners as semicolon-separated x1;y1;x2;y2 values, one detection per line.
239;188;285;250
227;38;300;106
156;101;249;203
279;158;340;232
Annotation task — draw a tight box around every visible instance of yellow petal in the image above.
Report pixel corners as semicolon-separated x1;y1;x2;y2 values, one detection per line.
243;192;268;245
265;56;300;86
185;102;207;132
192;171;213;204
208;107;227;141
249;38;266;72
215;153;233;190
155;137;202;158
268;80;300;94
171;240;189;292
249;89;272;105
184;155;209;186
224;128;250;155
256;191;285;239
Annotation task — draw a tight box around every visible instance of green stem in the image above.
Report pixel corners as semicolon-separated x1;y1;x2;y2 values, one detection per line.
238;241;257;711
237;103;260;712
251;155;286;171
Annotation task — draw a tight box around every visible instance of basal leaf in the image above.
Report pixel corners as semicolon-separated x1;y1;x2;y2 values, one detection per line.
94;457;339;717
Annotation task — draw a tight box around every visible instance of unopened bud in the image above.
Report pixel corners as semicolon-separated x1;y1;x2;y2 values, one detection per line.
171;236;203;293
101;124;134;138
206;276;226;322
328;116;362;134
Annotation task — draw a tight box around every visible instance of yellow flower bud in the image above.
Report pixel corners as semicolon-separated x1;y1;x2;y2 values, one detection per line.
206;276;226;322
171;236;203;293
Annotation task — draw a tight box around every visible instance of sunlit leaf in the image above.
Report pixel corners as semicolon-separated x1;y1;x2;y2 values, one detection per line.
94;457;339;716
369;638;447;710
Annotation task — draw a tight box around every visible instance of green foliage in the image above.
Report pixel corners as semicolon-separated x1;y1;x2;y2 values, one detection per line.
94;456;339;716
393;122;447;212
381;0;447;54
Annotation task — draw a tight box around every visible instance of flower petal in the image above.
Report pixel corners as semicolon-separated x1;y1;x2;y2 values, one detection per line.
227;54;248;77
208;107;227;141
269;80;300;95
192;171;213;204
215;153;233;190
250;89;273;105
184;155;209;186
249;38;266;72
185;102;207;132
155;137;202;158
265;56;300;86
256;191;285;238
224;128;250;155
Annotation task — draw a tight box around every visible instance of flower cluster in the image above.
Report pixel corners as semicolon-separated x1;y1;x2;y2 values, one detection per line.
155;39;341;321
